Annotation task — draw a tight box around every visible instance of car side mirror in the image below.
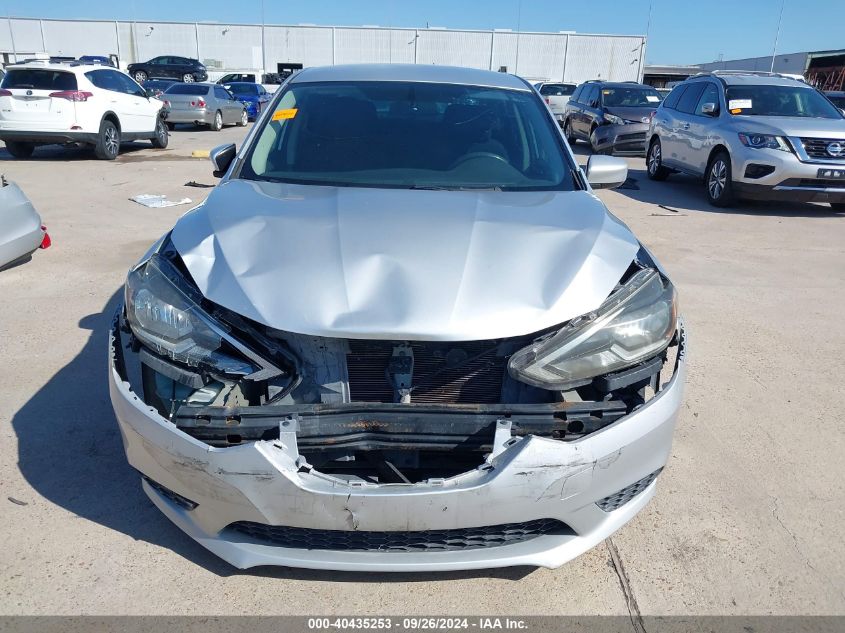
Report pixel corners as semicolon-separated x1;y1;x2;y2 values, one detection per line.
145;89;156;98
701;102;718;116
210;143;236;178
585;155;628;190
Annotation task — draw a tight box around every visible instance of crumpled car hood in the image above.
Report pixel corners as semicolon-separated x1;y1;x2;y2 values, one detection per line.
171;179;640;341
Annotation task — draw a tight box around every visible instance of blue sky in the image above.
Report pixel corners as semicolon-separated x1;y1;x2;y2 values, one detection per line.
4;0;844;65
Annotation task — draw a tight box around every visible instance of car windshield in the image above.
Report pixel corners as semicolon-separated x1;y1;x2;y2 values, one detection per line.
227;84;257;95
725;85;843;118
165;84;209;96
601;86;663;107
240;80;575;191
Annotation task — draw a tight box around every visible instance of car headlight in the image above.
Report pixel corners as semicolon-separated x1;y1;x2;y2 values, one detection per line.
604;113;626;125
737;133;791;152
125;253;280;379
508;269;677;390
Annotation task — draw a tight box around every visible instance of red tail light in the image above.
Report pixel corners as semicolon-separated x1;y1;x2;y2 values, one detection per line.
49;90;94;102
39;226;51;250
197;98;206;108
163;100;170;107
0;89;12;97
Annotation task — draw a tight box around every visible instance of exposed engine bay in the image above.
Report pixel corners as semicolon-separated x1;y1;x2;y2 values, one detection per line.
115;235;679;485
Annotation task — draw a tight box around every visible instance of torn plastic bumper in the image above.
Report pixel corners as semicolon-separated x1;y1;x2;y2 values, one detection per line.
109;317;687;572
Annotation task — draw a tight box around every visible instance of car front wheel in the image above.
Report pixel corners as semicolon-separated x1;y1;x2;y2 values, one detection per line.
133;70;148;83
646;139;670;181
182;73;195;83
706;151;735;207
563;119;575;144
94;120;120;160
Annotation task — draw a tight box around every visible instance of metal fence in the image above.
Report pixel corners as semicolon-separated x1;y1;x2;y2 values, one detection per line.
0;17;646;83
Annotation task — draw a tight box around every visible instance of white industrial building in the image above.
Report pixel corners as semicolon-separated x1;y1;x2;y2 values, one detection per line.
0;17;646;83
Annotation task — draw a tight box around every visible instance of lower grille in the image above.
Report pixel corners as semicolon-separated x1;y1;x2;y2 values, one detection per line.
779;178;845;189
617;132;646;142
799;137;845;160
227;518;571;552
596;468;662;512
346;340;506;404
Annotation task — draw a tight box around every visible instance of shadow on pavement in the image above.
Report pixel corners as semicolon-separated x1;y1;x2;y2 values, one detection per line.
11;290;534;583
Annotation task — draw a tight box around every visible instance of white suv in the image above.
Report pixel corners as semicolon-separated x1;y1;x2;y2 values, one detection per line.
0;62;168;160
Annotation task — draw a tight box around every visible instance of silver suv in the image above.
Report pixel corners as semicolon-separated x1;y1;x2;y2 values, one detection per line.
646;71;845;209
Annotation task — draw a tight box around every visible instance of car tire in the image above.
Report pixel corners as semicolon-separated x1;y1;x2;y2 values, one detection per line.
706;151;736;207
211;110;223;132
93;120;120;160
182;73;195;83
151;117;169;149
5;141;35;159
563;119;575;144
646;138;670;181
237;109;248;127
133;70;148;83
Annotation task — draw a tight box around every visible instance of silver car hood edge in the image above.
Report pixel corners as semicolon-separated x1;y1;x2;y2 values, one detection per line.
171;179;639;341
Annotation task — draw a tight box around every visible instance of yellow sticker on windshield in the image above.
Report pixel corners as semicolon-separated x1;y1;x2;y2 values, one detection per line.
730;108;742;114
602;90;612;94
272;108;298;121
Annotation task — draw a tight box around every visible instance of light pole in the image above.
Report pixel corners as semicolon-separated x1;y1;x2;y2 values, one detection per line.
260;0;266;74
770;0;785;73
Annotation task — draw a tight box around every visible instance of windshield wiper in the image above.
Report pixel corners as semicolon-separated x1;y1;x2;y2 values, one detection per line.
409;185;503;191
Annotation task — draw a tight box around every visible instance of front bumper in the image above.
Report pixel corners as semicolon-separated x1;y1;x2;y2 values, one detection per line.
732;143;845;204
166;109;215;125
591;122;649;155
109;318;687;572
238;101;259;118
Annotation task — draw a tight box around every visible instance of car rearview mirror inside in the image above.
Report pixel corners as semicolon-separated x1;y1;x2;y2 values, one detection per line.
210;143;237;178
585;155;628;190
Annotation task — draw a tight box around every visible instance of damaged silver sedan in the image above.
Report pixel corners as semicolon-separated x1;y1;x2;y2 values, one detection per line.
109;64;686;571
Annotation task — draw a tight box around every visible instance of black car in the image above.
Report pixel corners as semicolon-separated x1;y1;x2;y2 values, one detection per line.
128;56;208;84
142;79;177;97
562;81;663;155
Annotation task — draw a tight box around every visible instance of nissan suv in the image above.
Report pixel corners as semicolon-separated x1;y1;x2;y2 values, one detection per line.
563;81;663;155
646;71;845;209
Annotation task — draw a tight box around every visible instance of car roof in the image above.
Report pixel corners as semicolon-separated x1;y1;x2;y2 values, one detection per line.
289;64;532;91
587;81;652;88
689;72;810;87
5;61;107;72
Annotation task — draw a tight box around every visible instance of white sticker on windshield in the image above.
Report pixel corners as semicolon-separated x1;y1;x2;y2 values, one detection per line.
728;99;752;110
646;95;660;102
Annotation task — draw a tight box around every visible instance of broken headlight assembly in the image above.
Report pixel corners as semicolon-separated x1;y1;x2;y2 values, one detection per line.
125;253;280;381
508;268;677;390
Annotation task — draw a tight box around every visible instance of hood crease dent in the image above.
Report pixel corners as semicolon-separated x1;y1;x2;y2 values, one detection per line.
171;180;640;341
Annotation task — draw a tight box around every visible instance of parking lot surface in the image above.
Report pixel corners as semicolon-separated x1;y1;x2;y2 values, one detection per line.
0;128;843;615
